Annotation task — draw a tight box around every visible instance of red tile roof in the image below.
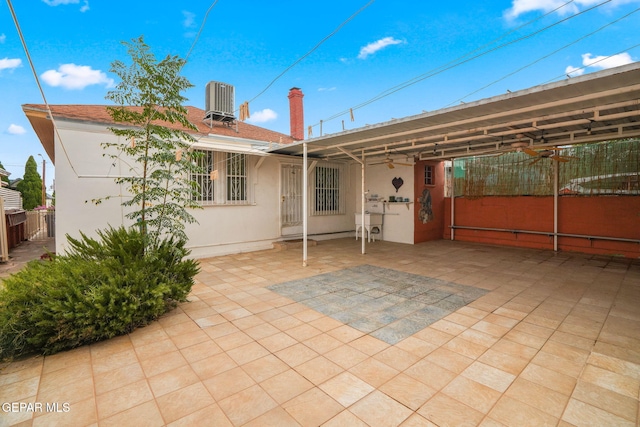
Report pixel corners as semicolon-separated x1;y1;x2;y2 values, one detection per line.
22;104;296;144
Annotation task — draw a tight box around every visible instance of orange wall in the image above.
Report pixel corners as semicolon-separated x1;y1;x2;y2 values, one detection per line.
444;196;640;258
414;161;445;243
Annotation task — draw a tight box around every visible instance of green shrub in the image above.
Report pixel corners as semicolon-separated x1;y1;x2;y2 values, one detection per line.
0;226;199;359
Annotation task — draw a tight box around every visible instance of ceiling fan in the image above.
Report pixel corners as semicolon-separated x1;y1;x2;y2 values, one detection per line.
521;146;574;165
369;151;413;169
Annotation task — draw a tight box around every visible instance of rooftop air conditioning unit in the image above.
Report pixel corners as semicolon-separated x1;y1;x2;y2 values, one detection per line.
205;81;235;123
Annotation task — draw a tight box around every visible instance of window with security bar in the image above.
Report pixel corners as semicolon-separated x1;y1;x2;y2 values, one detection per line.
313;164;345;215
192;150;251;205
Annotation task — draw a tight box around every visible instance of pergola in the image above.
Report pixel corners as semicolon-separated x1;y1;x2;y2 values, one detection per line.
269;62;640;264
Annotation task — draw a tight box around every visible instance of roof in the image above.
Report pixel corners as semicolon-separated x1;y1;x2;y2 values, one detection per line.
269;62;640;162
22;104;296;164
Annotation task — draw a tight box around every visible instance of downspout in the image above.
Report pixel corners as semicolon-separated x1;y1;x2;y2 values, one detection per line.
303;142;308;267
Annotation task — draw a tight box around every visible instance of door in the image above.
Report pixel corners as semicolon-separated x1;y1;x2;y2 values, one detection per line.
281;164;303;236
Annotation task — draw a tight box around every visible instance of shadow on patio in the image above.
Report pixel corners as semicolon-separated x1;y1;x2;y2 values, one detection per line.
1;238;639;426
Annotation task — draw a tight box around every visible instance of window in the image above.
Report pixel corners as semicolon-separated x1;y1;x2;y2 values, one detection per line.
313;163;346;215
192;150;250;205
424;165;435;186
226;153;247;202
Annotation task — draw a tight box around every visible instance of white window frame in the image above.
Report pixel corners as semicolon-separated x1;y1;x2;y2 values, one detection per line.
312;162;346;216
192;150;252;206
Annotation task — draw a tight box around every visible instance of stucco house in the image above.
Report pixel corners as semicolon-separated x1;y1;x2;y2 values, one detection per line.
23;87;369;258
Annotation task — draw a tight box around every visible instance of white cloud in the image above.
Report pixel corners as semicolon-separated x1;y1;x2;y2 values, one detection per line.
318;87;337;92
42;0;79;5
566;52;635;76
358;37;404;60
41;63;114;90
246;108;277;124
505;0;640;19
0;58;21;71
80;0;89;12
0;34;6;44
7;124;26;135
183;11;196;28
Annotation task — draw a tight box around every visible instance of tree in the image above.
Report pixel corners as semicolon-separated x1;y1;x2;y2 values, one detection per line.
94;36;204;246
16;156;42;210
0;161;10;185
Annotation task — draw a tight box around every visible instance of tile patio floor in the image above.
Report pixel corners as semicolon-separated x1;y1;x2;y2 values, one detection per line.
1;238;639;426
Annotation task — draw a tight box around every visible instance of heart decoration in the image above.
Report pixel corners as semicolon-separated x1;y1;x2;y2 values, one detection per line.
392;177;404;192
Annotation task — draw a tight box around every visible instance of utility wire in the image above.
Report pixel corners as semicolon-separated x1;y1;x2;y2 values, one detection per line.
245;0;375;107
447;5;640;106
313;0;613;130
7;0;79;177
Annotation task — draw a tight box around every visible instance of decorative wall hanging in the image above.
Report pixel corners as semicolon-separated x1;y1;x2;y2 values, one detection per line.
418;188;434;223
392;177;404;192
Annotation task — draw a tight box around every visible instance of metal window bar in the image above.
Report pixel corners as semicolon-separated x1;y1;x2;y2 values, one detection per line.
282;164;303;226
192;150;215;205
313;164;345;215
226;153;247;204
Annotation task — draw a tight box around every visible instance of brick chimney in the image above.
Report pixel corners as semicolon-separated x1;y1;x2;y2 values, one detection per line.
288;87;304;140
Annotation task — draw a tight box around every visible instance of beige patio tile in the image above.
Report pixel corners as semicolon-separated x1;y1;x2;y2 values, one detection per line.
461;361;515;393
41;346;90;374
275;343;319;367
348;357;400;388
561;397;635;427
489;395;559;427
99;400;164;427
260;369;314;404
572;379;638;423
226;341;270;365
156;382;216;425
399;413;439;427
190;352;237;380
243;406;301;427
323;410;370;427
319;371;375;407
418;392;484;427
31;397;97;427
91;348;139;375
505;377;570;418
134;338;178;360
244;322;280;340
282;388;344;426
395;336;437;358
308;315;344;332
37;375;94;405
430;319;467;336
302;332;343;354
0;376;40;403
179;339;223;364
442;375;501;414
404;359;457;391
349;334;390;356
519;363;577;395
580;364;640;399
258;331;298;353
148;364;200;398
326;324;365;343
373;346;420;371
350;390;413;427
379;372;437;410
139;350;188;378
202;366;255;401
478;348;530;376
294;355;344;385
96;379;154;419
242;354;290;383
325;344;369;370
215;330;254;351
425;347;475;374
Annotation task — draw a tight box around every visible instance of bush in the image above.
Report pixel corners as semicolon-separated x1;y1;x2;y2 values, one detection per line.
0;226;199;359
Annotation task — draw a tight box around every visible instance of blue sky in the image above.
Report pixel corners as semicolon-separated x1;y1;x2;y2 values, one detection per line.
1;0;639;189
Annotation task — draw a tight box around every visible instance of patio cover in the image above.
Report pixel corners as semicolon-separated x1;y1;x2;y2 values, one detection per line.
268;62;640;263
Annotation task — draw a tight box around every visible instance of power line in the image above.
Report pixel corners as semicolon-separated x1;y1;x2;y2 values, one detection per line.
245;0;375;107
312;0;613;131
447;5;640;106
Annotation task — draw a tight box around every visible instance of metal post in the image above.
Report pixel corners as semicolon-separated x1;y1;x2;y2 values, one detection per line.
303;142;308;267
450;158;455;241
553;159;558;252
38;154;46;207
361;152;366;254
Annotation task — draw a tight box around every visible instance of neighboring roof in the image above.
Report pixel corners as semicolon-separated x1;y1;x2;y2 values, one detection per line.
269;62;640;162
22;104;296;164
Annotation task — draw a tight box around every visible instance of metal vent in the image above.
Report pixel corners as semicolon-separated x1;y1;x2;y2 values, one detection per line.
205;81;235;122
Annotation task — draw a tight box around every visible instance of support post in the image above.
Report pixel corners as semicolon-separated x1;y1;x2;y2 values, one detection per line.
450;158;455;241
303;142;308;267
553;159;558;252
361;151;365;255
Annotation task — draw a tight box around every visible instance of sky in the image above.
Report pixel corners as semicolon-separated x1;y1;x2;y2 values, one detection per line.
1;0;639;190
